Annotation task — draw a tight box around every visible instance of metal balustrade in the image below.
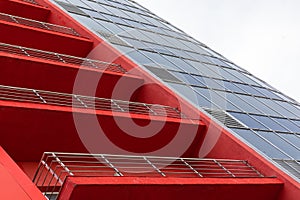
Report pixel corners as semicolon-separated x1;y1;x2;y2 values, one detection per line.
0;43;126;74
22;0;39;5
0;12;79;36
33;152;265;199
0;85;184;119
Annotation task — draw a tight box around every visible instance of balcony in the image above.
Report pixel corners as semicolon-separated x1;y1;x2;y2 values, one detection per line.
21;0;39;5
0;43;142;98
0;12;80;36
0;85;205;161
0;13;93;57
33;152;282;200
0;0;50;22
0;85;185;118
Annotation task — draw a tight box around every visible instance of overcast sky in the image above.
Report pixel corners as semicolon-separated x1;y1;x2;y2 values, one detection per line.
135;0;300;102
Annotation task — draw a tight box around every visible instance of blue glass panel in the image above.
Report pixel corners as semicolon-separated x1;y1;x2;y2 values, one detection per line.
191;75;206;87
259;98;297;118
251;115;289;132
278;101;300;118
292;120;300;128
195;92;213;108
185;52;210;63
162;55;197;72
193;87;211;101
144;43;174;55
229;112;267;129
95;19;125;33
227;94;262;114
241;95;279;116
204;90;240;111
280;134;300;148
274;118;300;133
102;4;130;18
141;51;180;70
122;18;145;28
122;11;151;24
192;87;223;109
254;87;281;99
185;61;218;77
127;51;153;64
167;83;198;104
107;0;129;9
257;131;300;159
208;57;228;67
85;1;113;14
218;67;241;82
172;72;197;85
223;68;259;86
122;37;147;48
80;8;102;18
70;0;89;8
224;82;246;93
232;129;289;159
102;13;130;25
235;83;264;96
202;77;225;90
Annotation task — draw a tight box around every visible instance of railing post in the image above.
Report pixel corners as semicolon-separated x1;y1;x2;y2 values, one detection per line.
100;155;123;176
73;95;88;108
33;89;47;103
52;153;74;176
180;158;203;177
144;103;157;115
243;160;264;177
143;157;166;177
111;99;125;112
213;160;235;177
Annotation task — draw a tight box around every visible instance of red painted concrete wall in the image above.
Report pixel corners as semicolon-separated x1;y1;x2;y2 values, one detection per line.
58;177;283;200
0;146;45;200
36;1;300;199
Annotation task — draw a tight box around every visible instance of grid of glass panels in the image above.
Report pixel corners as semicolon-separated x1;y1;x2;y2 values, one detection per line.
51;0;300;181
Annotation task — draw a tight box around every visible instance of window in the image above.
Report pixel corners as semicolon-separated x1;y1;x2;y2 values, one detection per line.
229;112;267;130
232;129;289;159
257;131;300;159
251;115;289;132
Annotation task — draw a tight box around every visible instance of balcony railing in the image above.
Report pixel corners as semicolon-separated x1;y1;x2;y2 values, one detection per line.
22;0;39;5
0;43;127;74
0;12;79;36
33;152;265;199
0;85;185;119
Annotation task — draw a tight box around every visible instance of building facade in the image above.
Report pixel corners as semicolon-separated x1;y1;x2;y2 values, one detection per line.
0;0;299;199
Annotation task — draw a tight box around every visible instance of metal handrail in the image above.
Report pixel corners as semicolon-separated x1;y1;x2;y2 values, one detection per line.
22;0;39;5
0;85;184;119
0;42;127;74
0;12;79;36
33;152;265;199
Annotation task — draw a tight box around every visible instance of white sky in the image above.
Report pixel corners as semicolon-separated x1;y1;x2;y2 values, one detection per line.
135;0;300;102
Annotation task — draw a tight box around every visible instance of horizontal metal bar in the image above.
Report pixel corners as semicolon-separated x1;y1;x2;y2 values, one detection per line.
0;12;79;36
22;0;39;5
0;84;186;119
0;42;126;74
42;152;247;162
35;152;267;199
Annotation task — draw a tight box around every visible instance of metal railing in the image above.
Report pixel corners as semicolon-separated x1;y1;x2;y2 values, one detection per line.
33;152;265;199
0;12;80;36
0;85;184;118
0;43;126;74
21;0;39;5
